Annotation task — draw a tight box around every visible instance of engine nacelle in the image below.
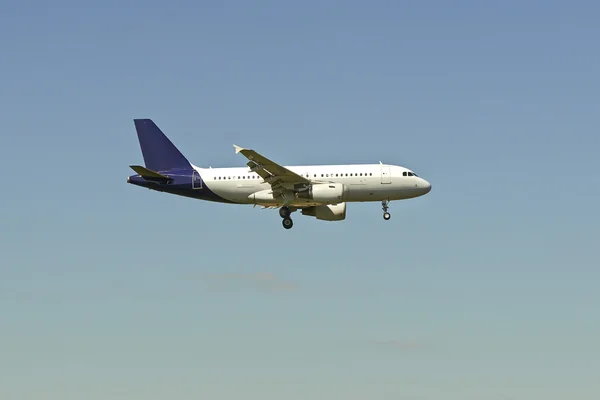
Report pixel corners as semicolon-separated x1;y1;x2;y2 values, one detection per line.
302;203;347;221
297;183;348;204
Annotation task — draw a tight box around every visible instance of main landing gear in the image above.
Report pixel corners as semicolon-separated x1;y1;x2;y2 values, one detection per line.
382;200;391;220
280;206;294;229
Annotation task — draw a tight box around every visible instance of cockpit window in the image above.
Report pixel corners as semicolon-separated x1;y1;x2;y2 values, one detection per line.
412;172;418;177
407;172;413;176
403;171;407;176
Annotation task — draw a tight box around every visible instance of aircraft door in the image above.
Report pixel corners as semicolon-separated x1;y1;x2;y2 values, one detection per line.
192;170;202;189
381;165;391;184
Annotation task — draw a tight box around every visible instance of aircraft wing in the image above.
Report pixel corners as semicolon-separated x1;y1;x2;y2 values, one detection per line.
233;144;310;189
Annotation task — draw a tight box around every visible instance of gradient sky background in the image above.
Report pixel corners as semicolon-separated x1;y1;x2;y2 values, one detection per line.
1;1;599;399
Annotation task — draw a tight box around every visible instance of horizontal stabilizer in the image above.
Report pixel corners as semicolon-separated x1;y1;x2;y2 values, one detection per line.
129;165;171;182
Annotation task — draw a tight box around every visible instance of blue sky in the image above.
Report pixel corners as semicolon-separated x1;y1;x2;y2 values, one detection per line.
1;1;599;399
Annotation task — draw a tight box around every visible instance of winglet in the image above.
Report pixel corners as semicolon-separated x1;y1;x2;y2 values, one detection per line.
233;144;244;154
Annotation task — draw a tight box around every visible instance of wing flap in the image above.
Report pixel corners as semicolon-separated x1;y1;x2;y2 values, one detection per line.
233;145;309;188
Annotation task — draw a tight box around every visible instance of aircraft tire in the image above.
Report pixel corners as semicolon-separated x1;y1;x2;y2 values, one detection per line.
282;217;293;229
279;206;291;218
383;212;391;220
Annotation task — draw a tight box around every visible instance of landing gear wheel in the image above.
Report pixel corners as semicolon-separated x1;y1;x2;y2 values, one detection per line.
381;200;391;221
279;206;291;218
282;217;293;229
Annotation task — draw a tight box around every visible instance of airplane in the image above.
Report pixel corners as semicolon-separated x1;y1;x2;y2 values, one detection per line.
127;119;432;229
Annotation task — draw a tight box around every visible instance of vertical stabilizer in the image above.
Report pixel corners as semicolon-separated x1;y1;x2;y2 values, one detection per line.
133;119;191;172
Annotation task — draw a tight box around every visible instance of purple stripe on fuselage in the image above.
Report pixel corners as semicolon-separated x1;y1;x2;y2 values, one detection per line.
127;168;236;204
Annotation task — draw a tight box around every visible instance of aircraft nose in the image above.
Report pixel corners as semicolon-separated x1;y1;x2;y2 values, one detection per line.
422;179;431;194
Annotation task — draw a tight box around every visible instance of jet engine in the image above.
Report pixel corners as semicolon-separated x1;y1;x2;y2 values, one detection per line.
296;183;348;204
302;203;347;221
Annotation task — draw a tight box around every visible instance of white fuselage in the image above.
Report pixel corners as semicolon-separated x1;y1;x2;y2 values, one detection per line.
127;118;432;228
194;163;431;206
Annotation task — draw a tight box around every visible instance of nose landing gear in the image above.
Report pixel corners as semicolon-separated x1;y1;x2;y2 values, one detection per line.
382;200;391;220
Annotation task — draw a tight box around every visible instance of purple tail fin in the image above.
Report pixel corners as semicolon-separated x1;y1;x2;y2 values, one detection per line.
133;119;191;172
